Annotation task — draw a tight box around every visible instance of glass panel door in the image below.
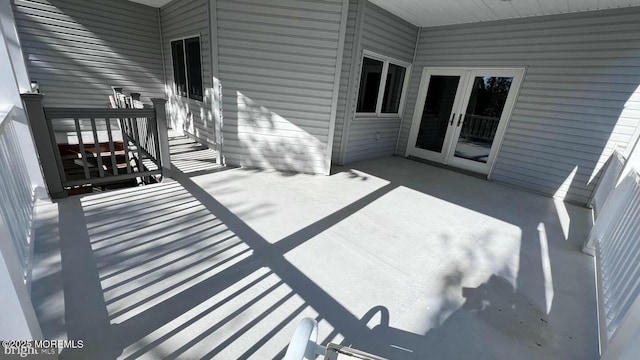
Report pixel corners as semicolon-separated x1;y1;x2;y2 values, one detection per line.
406;68;467;163
453;76;513;163
407;68;524;175
415;76;459;152
445;68;524;174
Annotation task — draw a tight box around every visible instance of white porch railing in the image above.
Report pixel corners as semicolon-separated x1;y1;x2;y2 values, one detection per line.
585;150;640;360
0;107;36;283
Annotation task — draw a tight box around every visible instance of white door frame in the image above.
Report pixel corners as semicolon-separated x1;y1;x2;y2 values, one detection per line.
406;66;526;177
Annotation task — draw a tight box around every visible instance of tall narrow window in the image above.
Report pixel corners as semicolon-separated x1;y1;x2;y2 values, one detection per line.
356;57;383;113
171;40;187;97
382;64;406;113
356;52;409;116
171;36;203;101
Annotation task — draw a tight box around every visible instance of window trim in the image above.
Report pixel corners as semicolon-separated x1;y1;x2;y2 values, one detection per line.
356;50;412;118
169;34;204;102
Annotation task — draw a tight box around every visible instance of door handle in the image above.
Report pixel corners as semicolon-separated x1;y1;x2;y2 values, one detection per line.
457;113;463;127
450;113;455;125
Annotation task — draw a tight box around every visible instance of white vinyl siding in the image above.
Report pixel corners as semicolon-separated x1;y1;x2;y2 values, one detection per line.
12;0;165;107
216;0;345;174
398;8;640;205
161;0;218;150
342;1;417;164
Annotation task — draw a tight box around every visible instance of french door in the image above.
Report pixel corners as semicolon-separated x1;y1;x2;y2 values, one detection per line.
406;67;525;175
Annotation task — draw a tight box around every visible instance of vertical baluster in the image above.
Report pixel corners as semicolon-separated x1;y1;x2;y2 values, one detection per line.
119;117;133;174
90;117;105;178
149;114;161;168
105;117;118;176
74;118;91;180
131;117;144;172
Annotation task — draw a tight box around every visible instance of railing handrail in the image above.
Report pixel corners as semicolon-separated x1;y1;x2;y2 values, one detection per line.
44;107;155;119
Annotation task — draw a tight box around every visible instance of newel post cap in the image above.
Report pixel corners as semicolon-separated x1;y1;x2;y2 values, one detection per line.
150;98;167;105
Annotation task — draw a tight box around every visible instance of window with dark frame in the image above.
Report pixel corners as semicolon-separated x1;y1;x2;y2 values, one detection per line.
356;54;408;115
171;36;203;101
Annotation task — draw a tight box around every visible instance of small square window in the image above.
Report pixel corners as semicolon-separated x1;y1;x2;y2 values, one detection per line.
356;53;409;116
171;36;203;101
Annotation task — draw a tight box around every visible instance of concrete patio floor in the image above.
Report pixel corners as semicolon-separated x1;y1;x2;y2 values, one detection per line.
30;136;598;359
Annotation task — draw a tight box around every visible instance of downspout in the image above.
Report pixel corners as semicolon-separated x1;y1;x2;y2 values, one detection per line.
395;26;420;156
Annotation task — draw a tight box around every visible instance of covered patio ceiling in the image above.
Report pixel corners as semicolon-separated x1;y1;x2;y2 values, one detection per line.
129;0;640;27
370;0;640;27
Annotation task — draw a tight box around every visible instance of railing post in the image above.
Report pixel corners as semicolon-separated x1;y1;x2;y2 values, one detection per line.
20;93;66;198
151;98;171;178
130;93;142;109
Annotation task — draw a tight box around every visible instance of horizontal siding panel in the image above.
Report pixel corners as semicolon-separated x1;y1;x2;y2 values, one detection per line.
25;54;163;73
217;11;340;31
523;73;640;85
15;20;162;48
222;81;332;99
500;137;618;163
224;133;329;147
218;57;337;76
492;166;594;198
510;113;639;132
217;38;336;58
218;0;344;174
224;104;331;124
218;46;337;66
216;19;341;40
498;147;606;172
225;0;344;13
229;121;331;137
217;1;342;22
13;0;165;107
19;38;164;63
14;0;158;22
217;29;339;49
220;72;335;92
508;120;634;143
13;0;159;29
224;97;333;118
